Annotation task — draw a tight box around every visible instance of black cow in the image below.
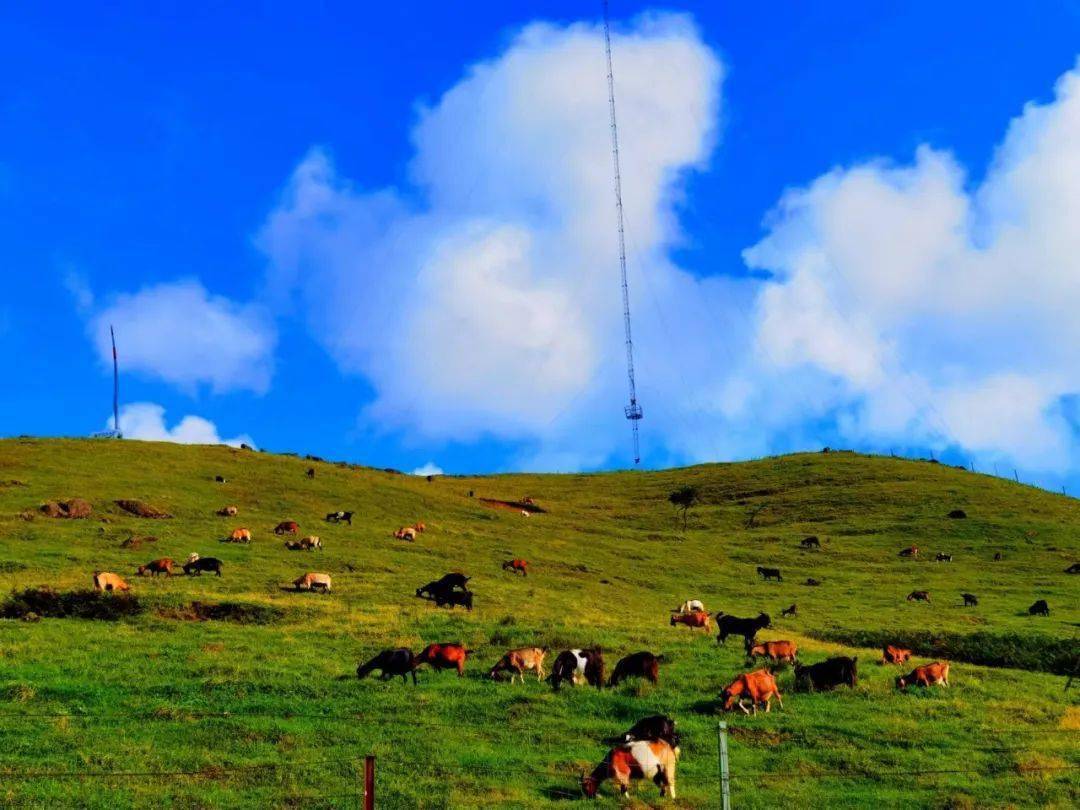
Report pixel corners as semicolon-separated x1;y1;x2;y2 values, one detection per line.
715;612;772;647
325;510;353;525
962;593;978;607
1028;599;1050;616
800;536;821;549
183;557;223;576
993;552;1003;561
1066;562;1080;574
214;475;226;483
609;652;662;686
794;656;858;692
757;566;782;582
805;578;822;587
936;553;953;563
549;649;605;690
907;590;931;603
617;715;680;750
356;648;416;685
306;468;316;479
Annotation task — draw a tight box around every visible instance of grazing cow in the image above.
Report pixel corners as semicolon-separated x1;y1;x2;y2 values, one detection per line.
92;571;130;592
805;578;822;587
306;468;315;479
394;526;417;542
274;521;299;536
293;573;331;593
899;546;919;558
800;536;821;549
936;552;953;563
715;613;772;647
674;599;705;614
580;740;678;799
214;475;226;483
433;589;473;610
357;648;416;685
994;552;1003;561
550;648;605;690
962;593;978;607
1066;562;1080;574
412;522;427;533
896;661;950;689
502;559;528;577
285;536;323;551
618;715;680;750
490;647;546;683
325;511;353;525
136;558;174;577
1028;599;1050;616
670;612;711;631
748;640;797;664
882;645;912;665
907;590;931;603
721;669;783;714
794;656;858;691
216;505;238;517
414;643;471;676
609;652;662;686
228;527;252;544
757;566;782;582
183;557;223;576
415;574;470;599
781;604;797;618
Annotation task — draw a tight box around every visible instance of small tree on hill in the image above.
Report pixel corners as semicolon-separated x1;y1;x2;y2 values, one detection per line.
669;485;700;530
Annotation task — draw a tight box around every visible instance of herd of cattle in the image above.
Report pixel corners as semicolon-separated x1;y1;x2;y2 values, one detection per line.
75;487;1074;802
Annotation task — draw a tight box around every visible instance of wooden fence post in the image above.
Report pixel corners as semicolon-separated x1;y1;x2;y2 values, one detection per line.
364;755;375;810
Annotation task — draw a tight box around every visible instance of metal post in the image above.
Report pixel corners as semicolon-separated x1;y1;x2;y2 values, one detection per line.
1014;469;1020;483
364;755;375;810
717;721;731;810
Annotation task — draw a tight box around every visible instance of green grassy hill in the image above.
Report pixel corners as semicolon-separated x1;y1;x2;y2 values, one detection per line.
0;438;1076;808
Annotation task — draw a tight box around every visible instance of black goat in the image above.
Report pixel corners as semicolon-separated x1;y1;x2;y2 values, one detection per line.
183;557;222;576
794;656;858;692
715;612;771;647
616;715;680;750
356;648;416;685
1028;599;1050;616
757;566;782;582
434;589;474;611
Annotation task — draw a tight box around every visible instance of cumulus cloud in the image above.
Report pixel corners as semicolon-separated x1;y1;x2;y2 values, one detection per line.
411;462;444;477
113;402;254;447
257;11;1080;480
89;280;276;394
743;61;1080;475
258;13;727;463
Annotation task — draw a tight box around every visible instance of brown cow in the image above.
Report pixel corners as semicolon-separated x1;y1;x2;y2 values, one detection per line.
274;521;299;535
136;558;174;577
93;571;130;592
581;739;678;799
882;645;912;665
670;612;711;631
906;590;931;603
502;559;528;576
896;661;950;689
228;527;252;543
414;643;471;676
748;640;797;664
721;669;783;714
490;647;546;683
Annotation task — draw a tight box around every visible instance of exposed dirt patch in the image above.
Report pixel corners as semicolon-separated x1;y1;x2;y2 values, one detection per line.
1;587;143;620
115;499;172;519
157;601;284;624
39;499;92;519
120;535;158;549
478;498;547;514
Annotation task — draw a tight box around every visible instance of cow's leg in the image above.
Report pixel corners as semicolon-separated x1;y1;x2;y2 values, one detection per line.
738;699;751;715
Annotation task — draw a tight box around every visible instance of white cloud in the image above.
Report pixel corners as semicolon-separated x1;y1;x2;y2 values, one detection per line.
113;402;254;448
89;280;276;394
257;12;1080;480
411;462;444;477
743;60;1080;474
258;14;726;459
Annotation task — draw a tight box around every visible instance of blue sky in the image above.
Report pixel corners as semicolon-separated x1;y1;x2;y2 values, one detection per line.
3;2;1080;490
